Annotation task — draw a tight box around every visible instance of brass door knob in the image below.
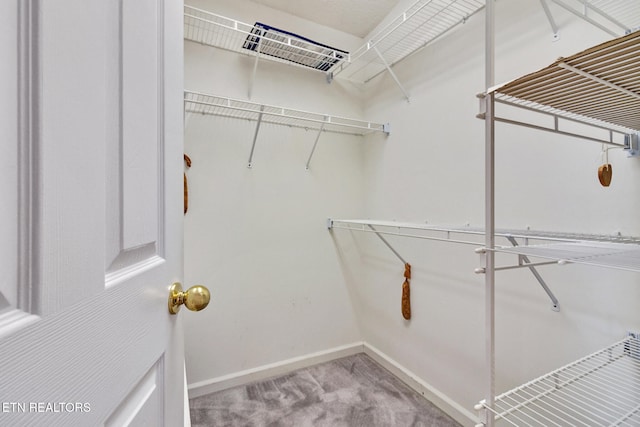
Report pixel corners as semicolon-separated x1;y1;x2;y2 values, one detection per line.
168;283;210;315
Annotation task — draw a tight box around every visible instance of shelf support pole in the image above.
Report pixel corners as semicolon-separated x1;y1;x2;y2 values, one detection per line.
373;46;410;103
484;0;496;424
367;225;408;265
506;236;560;311
305;119;327;170
247;105;264;168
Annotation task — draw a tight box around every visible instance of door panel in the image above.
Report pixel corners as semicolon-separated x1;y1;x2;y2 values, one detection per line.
107;0;164;274
0;1;184;425
0;281;171;425
39;0;108;315
0;0;17;312
105;358;163;426
122;0;160;251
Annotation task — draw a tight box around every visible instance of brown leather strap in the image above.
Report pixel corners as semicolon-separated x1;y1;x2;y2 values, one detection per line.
402;263;411;320
184;154;192;214
184;173;189;214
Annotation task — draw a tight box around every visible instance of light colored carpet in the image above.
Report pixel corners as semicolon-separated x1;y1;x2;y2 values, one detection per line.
190;353;462;427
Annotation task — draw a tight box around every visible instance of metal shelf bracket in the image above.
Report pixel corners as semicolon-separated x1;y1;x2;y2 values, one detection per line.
305;119;327;170
475;239;561;312
539;0;560;41
247;105;265;168
327;218;407;264
367;224;408;264
548;0;629;37
373;46;410;103
505;236;560;312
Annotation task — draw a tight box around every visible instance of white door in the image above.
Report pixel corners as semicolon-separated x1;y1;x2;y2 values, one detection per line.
0;1;187;426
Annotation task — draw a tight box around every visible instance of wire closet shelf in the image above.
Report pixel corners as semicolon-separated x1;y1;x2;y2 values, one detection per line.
332;0;485;83
184;5;348;74
476;336;640;426
184;91;388;136
483;30;640;146
329;219;640;273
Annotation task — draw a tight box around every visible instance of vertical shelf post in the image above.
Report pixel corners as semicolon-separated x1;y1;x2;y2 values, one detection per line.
484;0;496;425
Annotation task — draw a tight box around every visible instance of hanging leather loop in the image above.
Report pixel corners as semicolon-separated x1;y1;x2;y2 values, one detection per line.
402;263;411;320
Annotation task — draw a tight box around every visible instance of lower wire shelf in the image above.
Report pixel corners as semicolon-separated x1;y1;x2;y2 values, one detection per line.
477;336;640;426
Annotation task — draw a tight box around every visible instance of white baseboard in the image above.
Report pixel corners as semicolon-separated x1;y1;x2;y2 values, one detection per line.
363;343;478;427
187;342;364;399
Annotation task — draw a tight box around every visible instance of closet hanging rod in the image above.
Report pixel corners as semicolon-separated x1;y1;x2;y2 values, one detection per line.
184;91;389;136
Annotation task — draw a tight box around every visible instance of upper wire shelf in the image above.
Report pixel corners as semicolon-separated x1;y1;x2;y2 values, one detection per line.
477;336;640;426
184;91;388;136
184;5;349;74
482;30;640;145
332;0;485;84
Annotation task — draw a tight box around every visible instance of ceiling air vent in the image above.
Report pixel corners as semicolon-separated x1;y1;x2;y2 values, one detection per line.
242;22;348;72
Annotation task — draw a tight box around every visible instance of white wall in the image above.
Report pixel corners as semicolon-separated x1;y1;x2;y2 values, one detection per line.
184;0;640;424
183;0;366;386
347;0;640;421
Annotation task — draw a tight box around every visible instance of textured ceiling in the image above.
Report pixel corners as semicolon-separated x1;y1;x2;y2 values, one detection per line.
248;0;401;38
